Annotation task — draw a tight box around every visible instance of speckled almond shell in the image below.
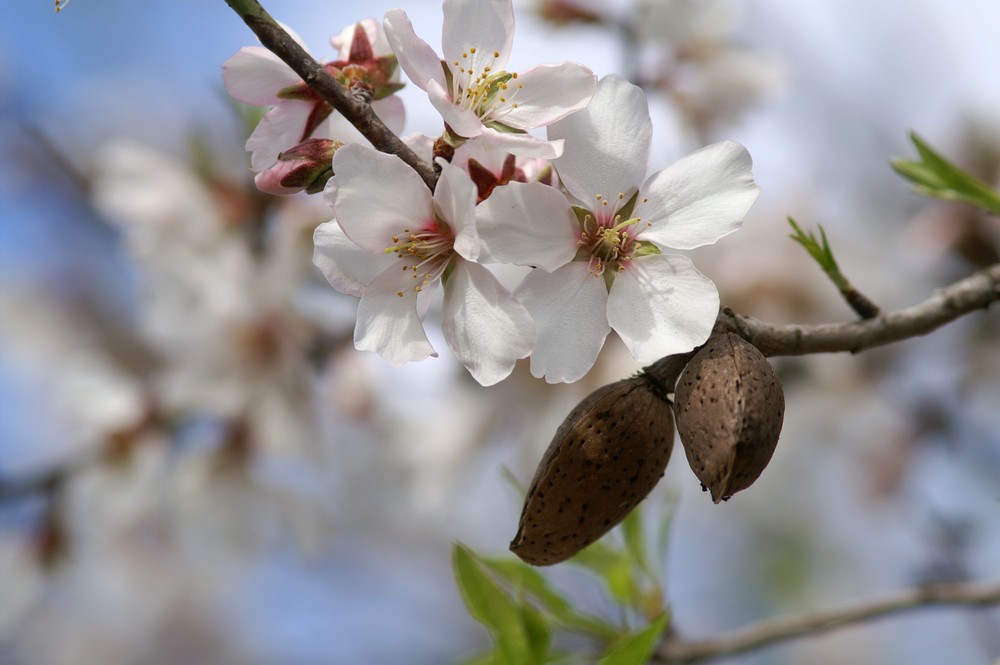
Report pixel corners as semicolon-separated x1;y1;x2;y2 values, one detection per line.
510;375;675;566
674;333;784;503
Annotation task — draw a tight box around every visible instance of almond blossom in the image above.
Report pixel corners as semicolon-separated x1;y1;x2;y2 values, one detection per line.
313;143;534;386
223;19;405;174
383;0;596;140
476;75;760;383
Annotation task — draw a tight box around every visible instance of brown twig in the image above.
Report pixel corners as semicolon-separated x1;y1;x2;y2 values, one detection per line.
223;0;439;191
657;579;1000;663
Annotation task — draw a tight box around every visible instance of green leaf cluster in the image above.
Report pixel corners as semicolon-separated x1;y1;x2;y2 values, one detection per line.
891;131;1000;215
453;500;675;665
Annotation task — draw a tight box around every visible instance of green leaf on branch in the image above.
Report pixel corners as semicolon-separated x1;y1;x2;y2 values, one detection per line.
453;544;552;664
595;613;670;665
891;131;1000;215
479;556;619;642
787;217;847;291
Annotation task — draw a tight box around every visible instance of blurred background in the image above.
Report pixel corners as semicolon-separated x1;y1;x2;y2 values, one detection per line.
1;0;999;663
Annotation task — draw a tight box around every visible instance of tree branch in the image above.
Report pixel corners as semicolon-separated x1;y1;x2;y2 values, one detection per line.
719;262;1000;356
223;0;439;190
657;579;1000;663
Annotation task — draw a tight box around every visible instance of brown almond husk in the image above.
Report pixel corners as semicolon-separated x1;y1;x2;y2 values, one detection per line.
674;333;784;503
510;375;674;566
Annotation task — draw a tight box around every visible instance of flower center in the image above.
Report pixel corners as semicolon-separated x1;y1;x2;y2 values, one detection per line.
384;221;456;297
577;193;652;285
449;47;522;122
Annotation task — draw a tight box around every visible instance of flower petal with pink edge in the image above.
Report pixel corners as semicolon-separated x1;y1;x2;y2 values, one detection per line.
355;266;437;364
495;63;596;131
607;254;719;363
331;18;390;57
442;261;534;386
547;75;651;204
441;0;514;70
453;129;562;174
433;161;480;261
427;79;483;137
515;263;610;383
637;140;760;250
312;221;389;297
330;144;432;254
246;102;313;172
222;47;303;106
384;9;447;92
476;181;578;271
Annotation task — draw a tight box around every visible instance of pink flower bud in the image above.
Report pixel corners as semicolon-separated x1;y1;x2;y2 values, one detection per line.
254;139;339;196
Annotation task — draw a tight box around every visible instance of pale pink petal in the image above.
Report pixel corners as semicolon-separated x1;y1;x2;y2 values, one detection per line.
547;75;651;203
427;79;483;137
355;266;437;364
453;129;562;173
516;263;610;383
495;63;596;131
312;221;389;297
372;95;407;134
637;141;760;250
331;18;390;57
441;0;514;70
222;47;302;106
607;254;719;362
434;161;480;261
476;181;578;271
384;9;447;92
246;102;313;172
331;144;431;254
442;261;534;386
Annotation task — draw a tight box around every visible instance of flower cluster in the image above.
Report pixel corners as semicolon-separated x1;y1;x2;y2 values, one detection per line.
224;0;760;385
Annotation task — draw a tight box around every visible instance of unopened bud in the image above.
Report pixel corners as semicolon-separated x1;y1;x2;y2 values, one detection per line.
255;139;339;195
673;333;784;503
510;374;674;566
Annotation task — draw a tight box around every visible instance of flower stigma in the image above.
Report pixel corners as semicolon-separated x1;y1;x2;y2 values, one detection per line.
576;193;652;288
449;47;523;122
384;221;456;297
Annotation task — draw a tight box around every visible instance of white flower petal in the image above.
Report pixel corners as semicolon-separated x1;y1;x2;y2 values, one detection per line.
355;266;437;364
607;254;719;362
427;79;483;137
476;181;578;271
496;63;596;131
442;0;514;70
466;128;564;163
442;261;534;385
434;160;480;261
222;47;302;105
246;102;313;172
384;9;447;92
331;18;389;57
547;75;651;203
516;263;610;383
331;144;431;254
312;221;389;297
638;141;760;250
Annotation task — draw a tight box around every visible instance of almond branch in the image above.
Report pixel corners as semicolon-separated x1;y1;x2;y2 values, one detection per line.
222;0;439;190
657;579;1000;663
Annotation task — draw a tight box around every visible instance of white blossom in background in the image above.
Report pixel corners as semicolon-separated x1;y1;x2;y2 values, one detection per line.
477;75;760;382
384;0;595;143
223;19;405;173
313;143;534;386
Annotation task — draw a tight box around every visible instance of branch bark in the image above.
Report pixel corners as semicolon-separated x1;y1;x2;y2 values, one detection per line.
223;0;439;190
719;263;1000;357
658;579;1000;663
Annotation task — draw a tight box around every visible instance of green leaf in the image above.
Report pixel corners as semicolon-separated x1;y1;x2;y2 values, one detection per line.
595;613;670;665
453;544;550;665
891;132;1000;215
480;556;619;642
568;539;638;608
620;509;649;578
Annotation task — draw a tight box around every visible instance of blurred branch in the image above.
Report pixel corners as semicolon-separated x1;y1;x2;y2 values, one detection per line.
657;579;1000;663
720;262;1000;357
222;0;439;190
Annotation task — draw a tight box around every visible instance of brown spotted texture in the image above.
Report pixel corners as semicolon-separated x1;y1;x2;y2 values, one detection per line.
674;333;785;503
510;376;675;566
